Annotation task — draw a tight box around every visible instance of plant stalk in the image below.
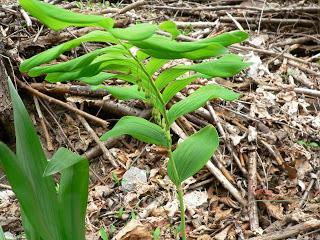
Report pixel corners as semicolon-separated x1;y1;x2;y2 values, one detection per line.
124;43;187;239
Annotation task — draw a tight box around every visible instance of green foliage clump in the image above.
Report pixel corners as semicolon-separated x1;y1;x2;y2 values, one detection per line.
3;0;250;239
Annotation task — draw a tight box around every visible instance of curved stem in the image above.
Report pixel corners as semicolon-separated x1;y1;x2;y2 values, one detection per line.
121;42;187;239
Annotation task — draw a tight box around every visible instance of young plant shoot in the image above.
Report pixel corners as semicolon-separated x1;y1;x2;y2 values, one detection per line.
18;0;249;238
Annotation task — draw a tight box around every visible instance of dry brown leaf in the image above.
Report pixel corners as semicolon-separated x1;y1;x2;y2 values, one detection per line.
112;220;152;240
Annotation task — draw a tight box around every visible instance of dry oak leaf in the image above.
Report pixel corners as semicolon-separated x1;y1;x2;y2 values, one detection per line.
112;219;152;240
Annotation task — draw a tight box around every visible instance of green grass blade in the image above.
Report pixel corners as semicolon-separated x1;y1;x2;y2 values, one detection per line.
168;125;219;185
19;0;113;30
100;116;169;147
6;80;63;240
167;85;240;125
56;151;89;240
0;225;5;240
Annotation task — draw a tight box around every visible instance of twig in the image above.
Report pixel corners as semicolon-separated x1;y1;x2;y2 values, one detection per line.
148;5;320;13
30;82;109;97
231;45;320;70
117;0;146;15
0;183;12;190
206;103;247;175
261;85;320;97
84;136;120;160
247;150;259;231
248;219;320;240
170;122;247;206
16;79;109;128
73;103;119;168
33;96;54;151
299;172;318;208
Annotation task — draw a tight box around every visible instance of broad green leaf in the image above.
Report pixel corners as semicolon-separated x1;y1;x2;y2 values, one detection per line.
162;74;200;103
131;34;208;53
167;85;240;125
100;116;169;147
109;24;157;41
155;68;189;90
78;72;116;85
167;125;219;185
19;0;114;30
174;54;250;77
145;58;169;75
28;45;127;77
159;21;180;39
44;147;86;176
21;210;41;240
198;30;249;46
20;31;118;73
93;85;146;101
45;59;136;83
131;34;226;60
1;80;62;240
58;158;89;240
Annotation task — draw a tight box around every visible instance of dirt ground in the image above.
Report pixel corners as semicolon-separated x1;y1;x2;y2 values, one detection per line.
0;0;319;239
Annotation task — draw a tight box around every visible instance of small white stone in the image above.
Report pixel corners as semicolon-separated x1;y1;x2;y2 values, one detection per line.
122;167;147;191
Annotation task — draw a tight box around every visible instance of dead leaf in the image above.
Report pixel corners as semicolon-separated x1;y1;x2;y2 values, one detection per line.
112;220;152;240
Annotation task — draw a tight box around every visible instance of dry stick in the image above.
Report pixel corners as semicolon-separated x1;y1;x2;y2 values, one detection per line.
148;5;320;13
117;0;146;14
84;136;120;161
171;122;247;206
206;103;247;175
261;85;320;97
231;45;320;70
247;150;259;231
73;103;119;168
299;172;319;208
33;96;54;151
0;183;12;190
16;79;108;128
30;82;109;97
248;219;320;240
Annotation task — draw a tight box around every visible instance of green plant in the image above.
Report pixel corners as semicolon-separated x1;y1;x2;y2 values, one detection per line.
152;227;161;240
18;0;249;238
0;80;89;239
99;227;109;240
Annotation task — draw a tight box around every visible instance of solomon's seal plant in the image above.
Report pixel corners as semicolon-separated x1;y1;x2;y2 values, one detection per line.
18;0;250;238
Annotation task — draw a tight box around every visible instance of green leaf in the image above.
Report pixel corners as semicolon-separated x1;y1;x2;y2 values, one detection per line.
0;225;5;240
44;147;86;176
162;74;200;103
99;228;109;240
20;31;118;73
168;125;219;185
159;20;180;39
167;85;240;125
19;0;114;30
100;116;169;147
155;68;189;90
93;85;146;101
58;158;89;240
145;58;169;76
198;30;249;46
28;45;127;77
109;24;157;41
78;72;116;85
0;80;62;240
174;54;250;77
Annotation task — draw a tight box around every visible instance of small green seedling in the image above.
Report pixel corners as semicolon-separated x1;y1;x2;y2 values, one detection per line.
111;171;120;186
152;227;161;240
99;227;109;240
18;1;249;238
0;80;89;240
116;207;125;219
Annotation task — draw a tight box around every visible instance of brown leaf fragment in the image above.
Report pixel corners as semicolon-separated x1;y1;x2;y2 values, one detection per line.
112;220;152;240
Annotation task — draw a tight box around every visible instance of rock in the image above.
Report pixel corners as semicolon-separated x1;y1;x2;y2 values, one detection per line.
122;167;147;192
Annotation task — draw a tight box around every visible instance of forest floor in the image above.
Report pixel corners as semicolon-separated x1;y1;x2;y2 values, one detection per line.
0;0;320;239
